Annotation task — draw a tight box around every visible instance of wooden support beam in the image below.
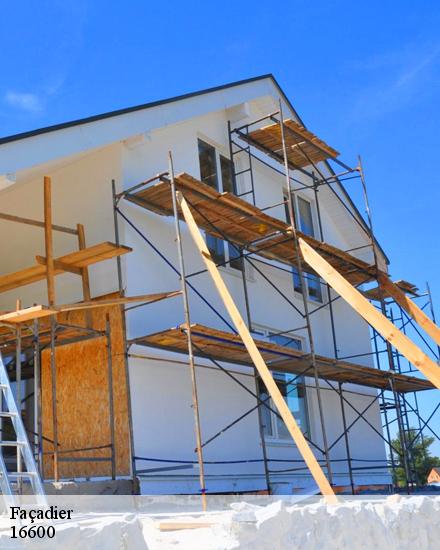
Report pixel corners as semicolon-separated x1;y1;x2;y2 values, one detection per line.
77;224;92;326
55;292;181;312
43;176;55;306
378;273;440;347
35;256;82;276
76;224;92;301
299;238;440;389
0;211;78;235
157;522;217;532
177;192;337;502
0;293;180;325
0;305;57;324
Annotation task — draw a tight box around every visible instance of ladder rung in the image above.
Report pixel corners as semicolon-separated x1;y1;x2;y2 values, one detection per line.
8;472;37;477
0;441;24;446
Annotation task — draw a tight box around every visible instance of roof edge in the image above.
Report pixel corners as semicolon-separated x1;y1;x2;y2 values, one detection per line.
0;74;275;146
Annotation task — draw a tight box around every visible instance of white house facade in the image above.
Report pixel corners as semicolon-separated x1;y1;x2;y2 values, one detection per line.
1;75;421;496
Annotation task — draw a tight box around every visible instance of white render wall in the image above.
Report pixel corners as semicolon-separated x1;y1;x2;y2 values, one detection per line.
0;90;389;493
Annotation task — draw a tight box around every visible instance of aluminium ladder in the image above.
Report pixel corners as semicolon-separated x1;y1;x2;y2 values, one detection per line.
0;352;46;509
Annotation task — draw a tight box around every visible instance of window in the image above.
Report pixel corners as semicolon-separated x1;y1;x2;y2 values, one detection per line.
256;332;309;440
284;191;323;302
198;139;243;270
297;196;314;237
198;140;218;189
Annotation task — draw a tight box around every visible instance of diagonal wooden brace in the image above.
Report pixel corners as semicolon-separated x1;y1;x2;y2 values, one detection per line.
177;191;337;502
299;238;440;389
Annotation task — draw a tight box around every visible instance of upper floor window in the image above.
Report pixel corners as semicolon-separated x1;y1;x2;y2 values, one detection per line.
198;139;242;270
257;332;309;440
284;191;323;302
297;196;315;237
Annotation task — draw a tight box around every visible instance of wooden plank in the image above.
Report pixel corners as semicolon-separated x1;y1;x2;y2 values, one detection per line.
44;176;56;306
77;224;92;301
35;255;83;275
0;242;132;294
378;274;440;347
177;192;336;501
244;119;339;169
0;293;179;325
128;173;379;285
0;305;57;324
299;238;440;389
0;211;78;235
135;323;434;393
157;522;217;531
56;291;181;312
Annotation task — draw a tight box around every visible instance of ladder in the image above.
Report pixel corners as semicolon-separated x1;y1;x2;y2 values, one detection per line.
0;352;46;508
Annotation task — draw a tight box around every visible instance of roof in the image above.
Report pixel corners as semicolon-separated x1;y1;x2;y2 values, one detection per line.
0;74;278;146
0;73;386;262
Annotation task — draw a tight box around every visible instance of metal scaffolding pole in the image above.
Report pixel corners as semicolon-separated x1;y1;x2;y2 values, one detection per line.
105;314;116;480
358;155;411;492
313;172;355;493
169;151;207;510
279;99;333;485
33;319;43;475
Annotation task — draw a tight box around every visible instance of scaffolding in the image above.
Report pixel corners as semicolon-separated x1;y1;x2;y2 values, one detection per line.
113;104;440;496
0;177;179;488
0;103;438;499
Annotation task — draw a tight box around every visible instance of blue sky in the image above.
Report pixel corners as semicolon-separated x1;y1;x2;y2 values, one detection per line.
1;2;439;454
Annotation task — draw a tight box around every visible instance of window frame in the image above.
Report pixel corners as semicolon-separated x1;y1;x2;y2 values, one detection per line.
253;327;310;443
283;190;324;303
197;137;243;272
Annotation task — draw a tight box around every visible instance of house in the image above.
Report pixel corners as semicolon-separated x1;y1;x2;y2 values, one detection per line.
0;74;433;496
428;467;440;484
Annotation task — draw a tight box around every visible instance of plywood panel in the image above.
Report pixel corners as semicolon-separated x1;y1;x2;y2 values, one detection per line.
41;296;130;479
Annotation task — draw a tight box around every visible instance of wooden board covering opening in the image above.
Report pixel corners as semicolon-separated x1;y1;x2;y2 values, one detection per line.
41;295;130;479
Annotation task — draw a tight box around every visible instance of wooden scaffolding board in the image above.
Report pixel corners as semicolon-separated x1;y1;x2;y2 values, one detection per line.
0;291;180;356
239;118;339;169
0;291;180;324
377;274;440;347
125;173;379;286
362;279;419;301
0;242;132;294
133;324;433;393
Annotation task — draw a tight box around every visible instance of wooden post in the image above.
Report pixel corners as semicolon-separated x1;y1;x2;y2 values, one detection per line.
43;176;56;306
177;192;337;502
299;238;440;389
44;176;58;480
77;223;92;327
378;274;440;347
105;314;116;480
76;224;91;301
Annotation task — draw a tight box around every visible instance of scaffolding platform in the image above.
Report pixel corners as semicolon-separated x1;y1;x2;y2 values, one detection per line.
362;280;419;301
125;173;379;285
236;118;340;169
0;241;132;294
131;323;434;393
124;173;419;295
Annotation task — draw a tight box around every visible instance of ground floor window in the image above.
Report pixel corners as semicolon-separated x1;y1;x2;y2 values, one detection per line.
255;331;310;440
